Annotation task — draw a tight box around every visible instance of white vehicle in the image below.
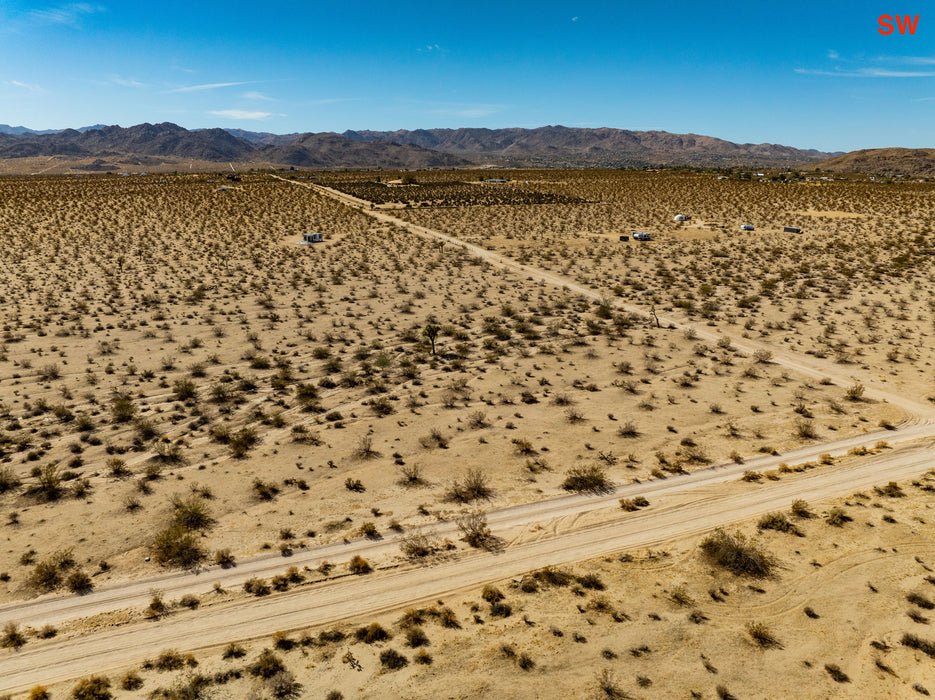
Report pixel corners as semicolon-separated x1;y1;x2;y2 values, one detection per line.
740;224;754;231
632;231;652;241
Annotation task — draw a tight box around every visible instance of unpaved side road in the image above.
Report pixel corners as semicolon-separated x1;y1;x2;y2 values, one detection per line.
0;420;928;632
1;439;933;694
279;176;935;419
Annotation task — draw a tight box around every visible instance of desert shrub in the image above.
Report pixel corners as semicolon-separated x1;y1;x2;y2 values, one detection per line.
457;511;492;548
31;463;63;501
482;585;505;603
902;633;935;657
405;626;430;648
355;622;391;644
70;676;112;700
562;463;610;492
399;530;438;559
145;591;166;619
152;526;206;568
398;463;426;487
824;664;850;683
620;496;649;511
490;601;512;618
268;671;302;699
594;668;627;699
66;569;93;594
908;592;935;610
845;383;865;401
699;529;775;578
431;605;461;628
172;379;197;401
252;478;280;500
344;477;365;492
757;512;802;536
348;555;372;574
111;393;137;423
445;468;491;502
214;549;236;568
248;649;286;679
222;642;247;659
790;499;811;517
576;573;605;590
380;648;408;670
153;649;190;671
29;687;51;700
0;466;22;493
746;621;782;648
171;494;215;531
877;481;904;497
414;649;433;665
827;507;852;527
533;567;573;587
1;622;26;649
243;577;271;596
228;427;259;458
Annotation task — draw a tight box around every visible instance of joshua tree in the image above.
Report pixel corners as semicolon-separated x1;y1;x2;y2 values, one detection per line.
422;323;440;355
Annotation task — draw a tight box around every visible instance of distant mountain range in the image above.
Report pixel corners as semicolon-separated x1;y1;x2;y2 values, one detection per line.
341;126;839;167
0;122;467;169
0;122;846;170
816;148;935;178
0;123;107;136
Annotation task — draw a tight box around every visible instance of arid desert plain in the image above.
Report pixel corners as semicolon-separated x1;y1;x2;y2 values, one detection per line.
0;169;934;699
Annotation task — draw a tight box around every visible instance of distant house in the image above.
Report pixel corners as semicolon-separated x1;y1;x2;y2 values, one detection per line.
632;231;652;241
740;224;754;231
296;232;324;244
673;214;688;222
783;226;801;233
484;178;507;183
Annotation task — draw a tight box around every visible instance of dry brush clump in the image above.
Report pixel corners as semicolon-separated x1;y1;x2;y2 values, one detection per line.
699;529;776;578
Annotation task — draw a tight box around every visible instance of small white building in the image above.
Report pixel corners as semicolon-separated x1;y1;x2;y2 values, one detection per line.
296;232;324;244
632;231;653;241
740;224;754;231
673;214;688;222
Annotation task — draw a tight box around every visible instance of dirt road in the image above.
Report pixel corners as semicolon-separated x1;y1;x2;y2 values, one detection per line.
0;418;927;633
280;177;934;419
1;438;932;693
2;178;932;692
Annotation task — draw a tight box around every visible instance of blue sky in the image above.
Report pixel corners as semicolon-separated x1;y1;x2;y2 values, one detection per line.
0;1;932;151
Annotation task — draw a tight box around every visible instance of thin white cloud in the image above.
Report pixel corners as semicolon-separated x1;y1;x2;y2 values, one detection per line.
28;3;104;26
168;81;252;93
111;75;144;88
417;44;443;53
572;16;579;22
891;56;935;66
795;67;935;78
242;91;274;101
209;110;280;120
827;49;839;60
5;80;46;93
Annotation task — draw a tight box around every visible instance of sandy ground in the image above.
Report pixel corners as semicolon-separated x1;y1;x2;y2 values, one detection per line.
0;169;933;698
